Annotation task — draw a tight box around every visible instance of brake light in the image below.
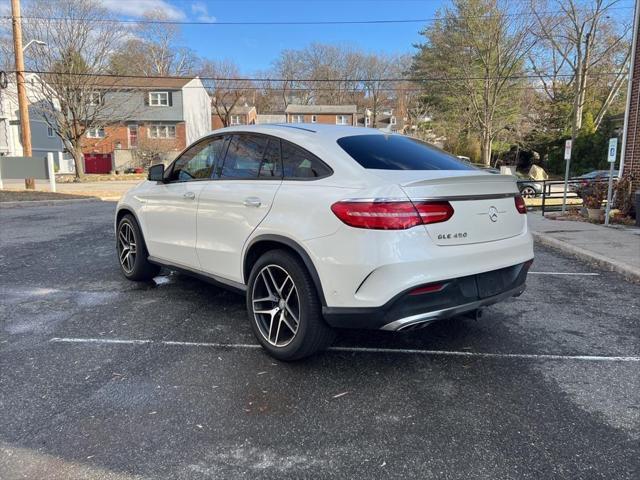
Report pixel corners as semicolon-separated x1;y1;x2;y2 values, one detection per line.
330;200;454;230
514;195;527;214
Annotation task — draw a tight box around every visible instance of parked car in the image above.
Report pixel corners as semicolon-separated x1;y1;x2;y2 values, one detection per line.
570;170;619;197
115;125;534;360
514;172;543;198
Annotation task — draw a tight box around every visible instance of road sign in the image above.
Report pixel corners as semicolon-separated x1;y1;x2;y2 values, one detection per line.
607;138;618;163
604;138;618;226
561;139;573;212
564;140;572;160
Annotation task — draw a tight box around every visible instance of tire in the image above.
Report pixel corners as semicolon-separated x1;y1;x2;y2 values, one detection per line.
246;249;335;361
520;186;537;198
116;214;160;281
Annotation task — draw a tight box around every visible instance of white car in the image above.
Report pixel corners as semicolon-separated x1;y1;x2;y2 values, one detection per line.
116;124;534;360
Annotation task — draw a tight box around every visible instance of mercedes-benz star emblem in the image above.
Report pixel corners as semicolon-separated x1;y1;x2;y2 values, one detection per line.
488;206;499;222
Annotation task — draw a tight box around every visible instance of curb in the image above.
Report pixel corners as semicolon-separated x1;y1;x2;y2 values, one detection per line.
0;197;112;209
532;232;640;284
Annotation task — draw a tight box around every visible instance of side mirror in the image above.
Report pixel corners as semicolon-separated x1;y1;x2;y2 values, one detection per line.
148;163;165;182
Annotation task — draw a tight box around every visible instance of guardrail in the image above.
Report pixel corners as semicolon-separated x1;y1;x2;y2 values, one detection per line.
517;178;614;216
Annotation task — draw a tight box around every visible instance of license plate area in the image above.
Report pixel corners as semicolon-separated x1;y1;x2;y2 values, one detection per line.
475;265;520;298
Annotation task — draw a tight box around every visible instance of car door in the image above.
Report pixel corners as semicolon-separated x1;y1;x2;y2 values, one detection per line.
196;134;282;283
140;136;226;269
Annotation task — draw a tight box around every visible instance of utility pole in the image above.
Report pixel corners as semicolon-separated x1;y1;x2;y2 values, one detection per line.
11;0;34;189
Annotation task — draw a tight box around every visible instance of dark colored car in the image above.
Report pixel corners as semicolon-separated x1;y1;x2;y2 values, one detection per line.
570;170;619;197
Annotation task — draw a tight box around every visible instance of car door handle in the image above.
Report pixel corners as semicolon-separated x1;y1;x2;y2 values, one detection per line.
183;191;196;200
243;197;262;207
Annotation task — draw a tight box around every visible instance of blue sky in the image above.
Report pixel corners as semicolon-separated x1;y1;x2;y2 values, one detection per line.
10;0;629;74
102;0;446;72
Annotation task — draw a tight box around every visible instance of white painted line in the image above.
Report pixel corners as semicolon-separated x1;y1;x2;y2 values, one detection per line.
48;337;640;362
529;271;600;276
50;337;151;345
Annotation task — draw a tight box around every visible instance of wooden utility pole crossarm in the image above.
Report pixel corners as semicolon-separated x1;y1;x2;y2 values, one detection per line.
11;0;34;189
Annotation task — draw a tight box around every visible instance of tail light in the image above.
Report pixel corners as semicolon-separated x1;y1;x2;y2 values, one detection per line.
331;200;454;230
514;195;527;214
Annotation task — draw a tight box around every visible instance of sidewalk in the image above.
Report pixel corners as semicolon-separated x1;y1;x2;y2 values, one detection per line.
1;179;138;200
528;212;640;282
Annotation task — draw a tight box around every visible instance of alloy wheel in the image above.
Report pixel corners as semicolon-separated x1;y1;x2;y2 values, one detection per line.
521;187;536;198
117;222;137;274
252;264;301;347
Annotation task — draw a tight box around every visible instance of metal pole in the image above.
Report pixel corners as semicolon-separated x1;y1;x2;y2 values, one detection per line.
47;152;56;193
604;162;615;226
11;0;34;189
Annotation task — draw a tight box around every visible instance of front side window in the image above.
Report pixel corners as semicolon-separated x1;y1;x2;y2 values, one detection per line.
168;137;225;182
337;135;476;171
148;124;176;139
336;115;349;125
86;127;105;138
281;140;332;179
149;91;169;106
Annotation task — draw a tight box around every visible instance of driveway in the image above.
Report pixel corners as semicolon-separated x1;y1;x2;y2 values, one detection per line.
1;202;638;479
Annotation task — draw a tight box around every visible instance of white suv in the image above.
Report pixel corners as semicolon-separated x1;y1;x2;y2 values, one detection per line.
116;124;533;360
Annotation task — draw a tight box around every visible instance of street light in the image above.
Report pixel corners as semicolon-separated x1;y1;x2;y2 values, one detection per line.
23;39;46;52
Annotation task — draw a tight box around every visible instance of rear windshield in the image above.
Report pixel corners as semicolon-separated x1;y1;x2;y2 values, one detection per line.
337;135;476;171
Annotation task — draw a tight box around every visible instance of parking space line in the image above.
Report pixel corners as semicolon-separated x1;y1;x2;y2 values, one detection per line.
528;272;600;276
49;338;639;362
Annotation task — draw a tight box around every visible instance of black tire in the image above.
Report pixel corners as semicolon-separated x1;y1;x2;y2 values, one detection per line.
246;249;335;361
116;214;160;281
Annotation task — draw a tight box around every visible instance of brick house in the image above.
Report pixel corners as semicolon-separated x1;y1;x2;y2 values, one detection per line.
621;7;639;193
211;105;257;130
81;76;211;172
285;105;357;125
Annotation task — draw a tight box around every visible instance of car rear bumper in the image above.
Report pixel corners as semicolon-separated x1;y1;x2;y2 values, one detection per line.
322;260;532;331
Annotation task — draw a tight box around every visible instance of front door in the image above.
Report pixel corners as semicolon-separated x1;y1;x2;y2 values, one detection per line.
197;134;282;283
140;136;225;269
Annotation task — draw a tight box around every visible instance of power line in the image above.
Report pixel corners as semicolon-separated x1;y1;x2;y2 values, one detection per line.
0;6;634;26
18;69;628;84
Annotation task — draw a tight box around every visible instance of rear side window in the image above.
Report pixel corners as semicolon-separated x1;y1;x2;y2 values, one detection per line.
259;139;282;178
281;140;332;179
220;134;269;179
337;135;475;171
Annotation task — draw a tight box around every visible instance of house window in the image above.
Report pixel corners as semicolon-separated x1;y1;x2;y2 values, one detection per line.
148;124;176;139
291;114;304;123
365;117;370;127
390;116;397;125
88;92;102;106
149;91;169;106
311;115;317;123
47;126;54;137
336;115;349;125
230;115;241;125
86;127;105;138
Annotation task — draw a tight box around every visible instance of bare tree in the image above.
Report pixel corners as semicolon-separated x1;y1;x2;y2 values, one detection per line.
108;12;198;77
201;60;253;127
359;53;401;127
531;0;632;137
20;0;140;178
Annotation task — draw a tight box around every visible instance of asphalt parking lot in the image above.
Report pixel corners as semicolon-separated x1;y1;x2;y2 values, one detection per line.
1;202;638;480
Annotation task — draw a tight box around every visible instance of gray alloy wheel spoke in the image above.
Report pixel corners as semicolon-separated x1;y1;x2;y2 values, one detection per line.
252;264;301;347
118;223;136;274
